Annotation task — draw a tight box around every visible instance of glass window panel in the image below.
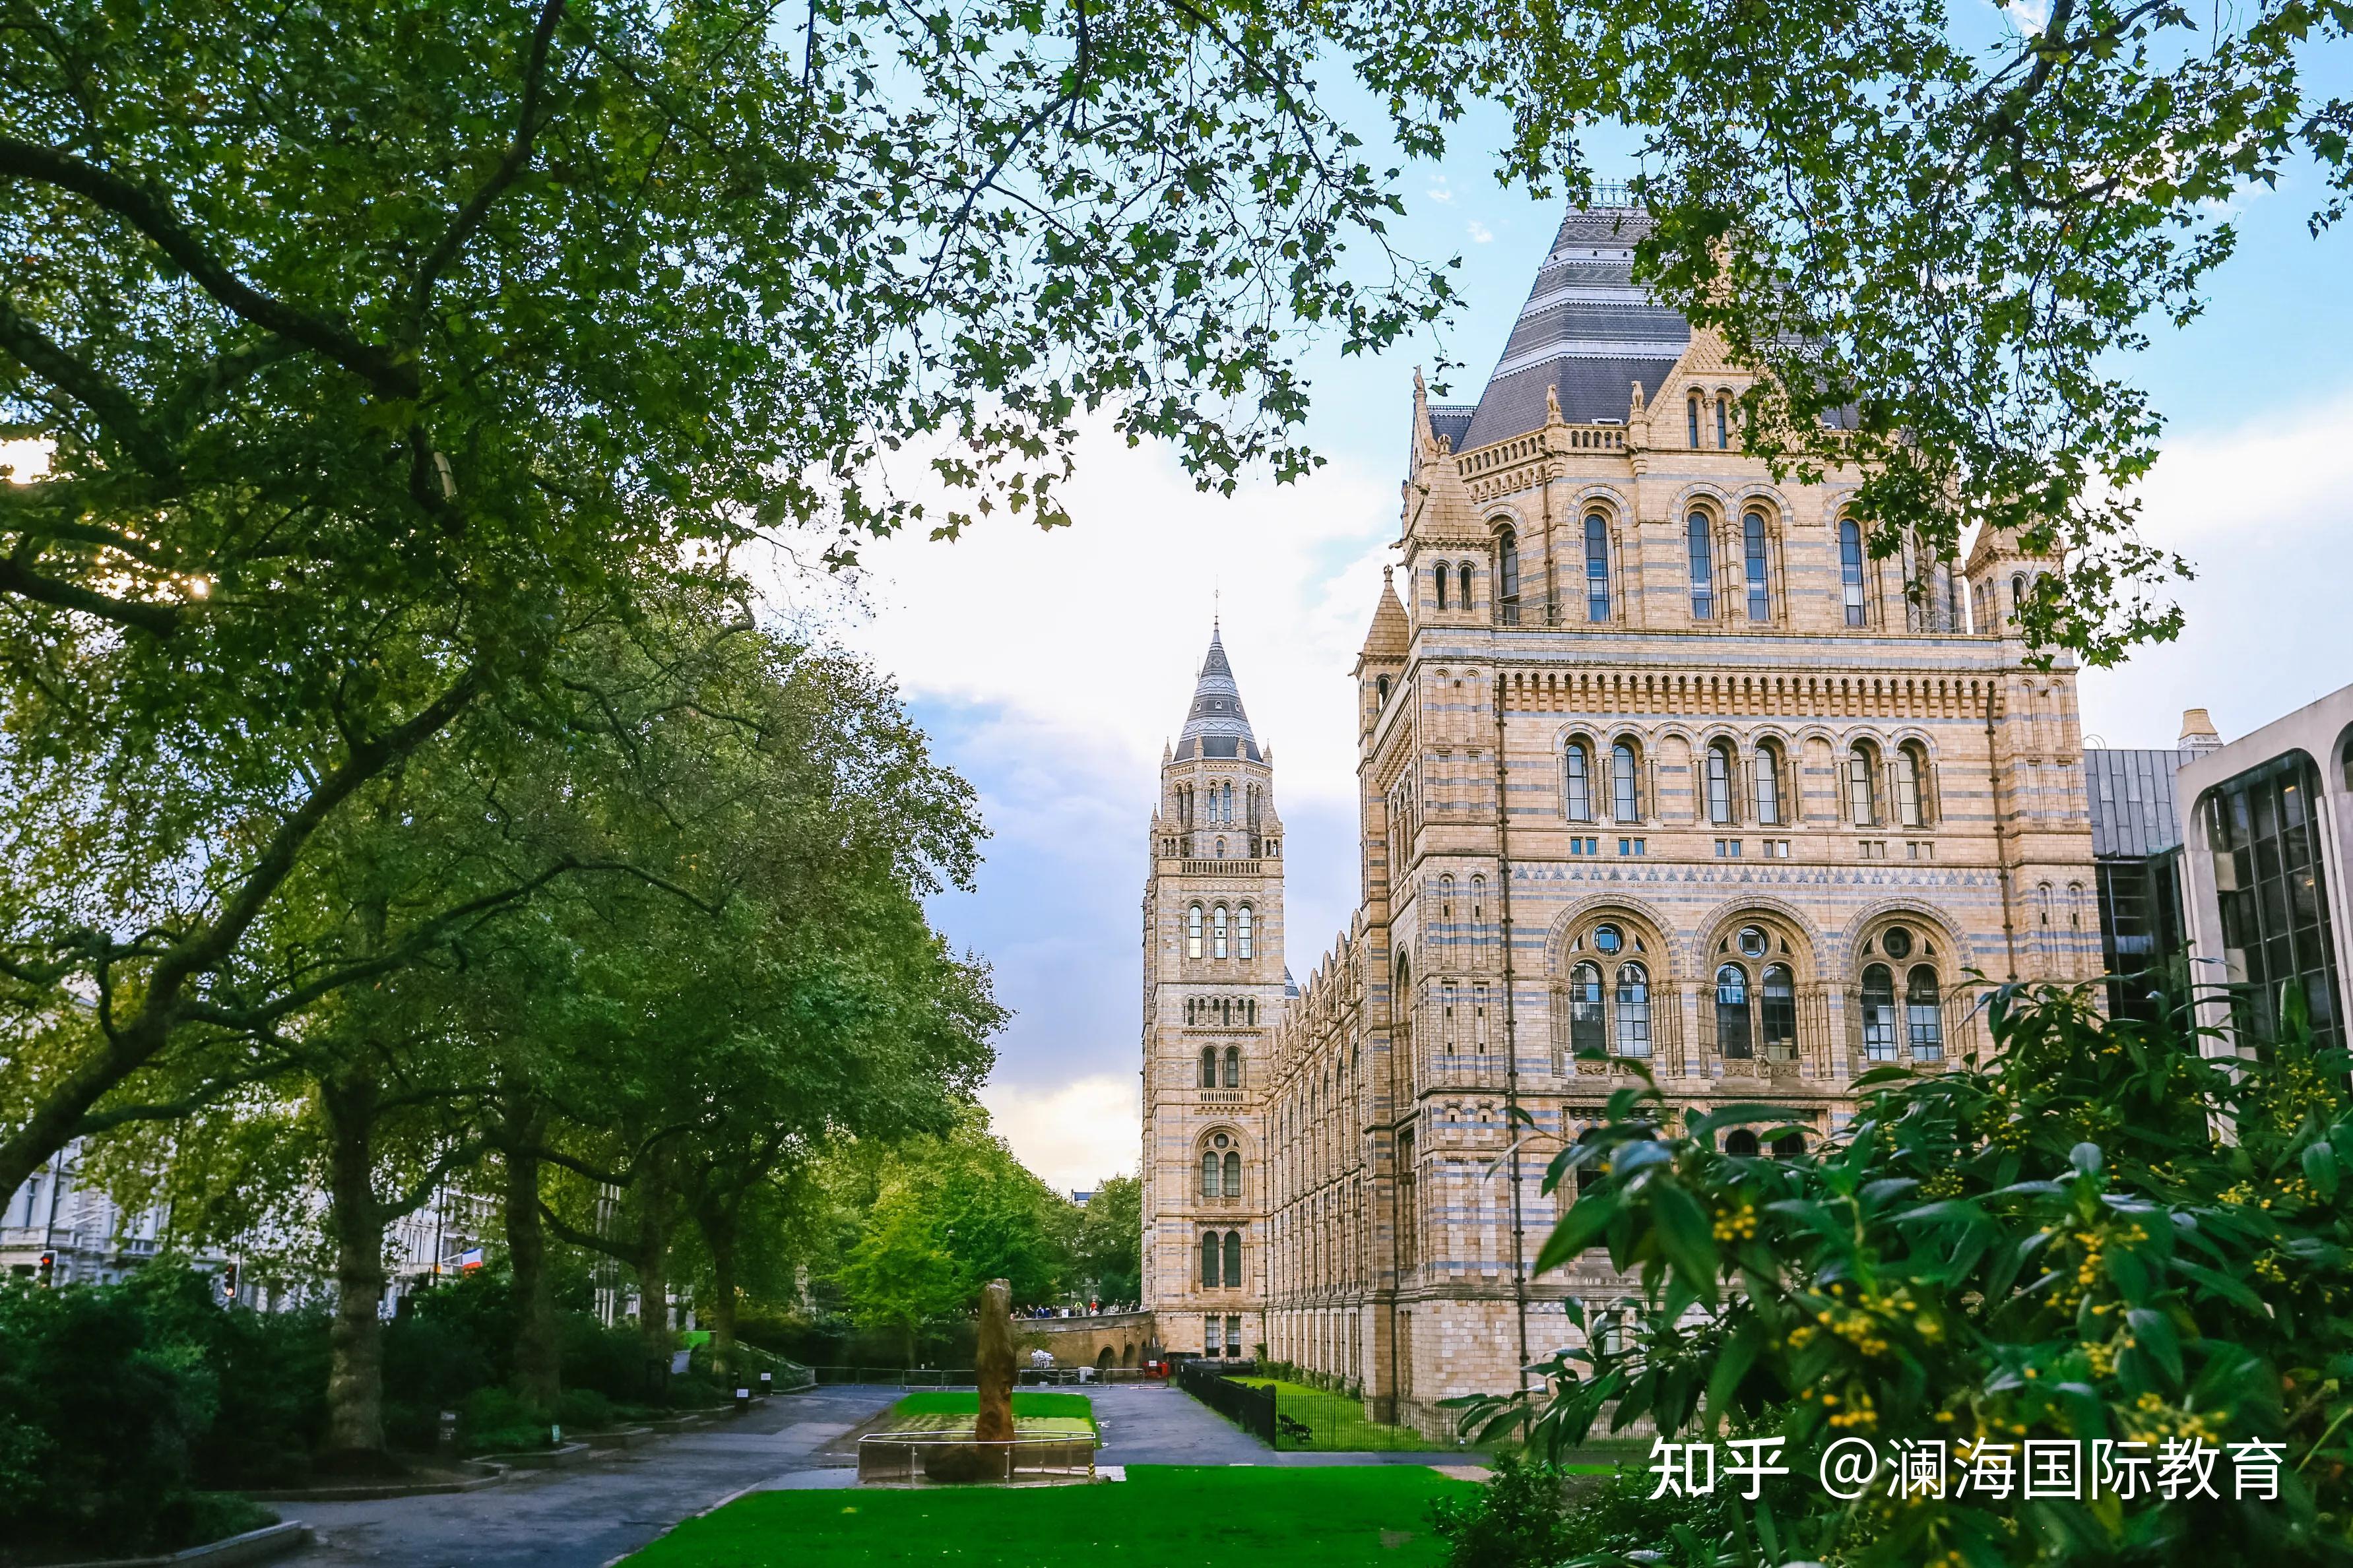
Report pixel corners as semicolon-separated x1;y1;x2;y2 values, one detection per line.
1762;964;1797;1059
1612;743;1640;823
1906;966;1944;1061
1224;1231;1242;1285
1615;962;1652;1056
1564;743;1593;821
1707;744;1734;824
1687;513;1714;620
1861;964;1898;1061
1743;512;1770;621
1840;520;1867;627
1585;515;1611;622
1569;962;1606;1056
1223;1150;1241;1197
1755;747;1782;825
1201;1231;1220;1286
1201;1152;1219;1197
1497;529;1520;604
1716;963;1754;1058
1848;751;1878;825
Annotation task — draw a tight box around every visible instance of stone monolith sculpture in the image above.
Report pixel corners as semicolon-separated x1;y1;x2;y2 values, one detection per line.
975;1278;1015;1445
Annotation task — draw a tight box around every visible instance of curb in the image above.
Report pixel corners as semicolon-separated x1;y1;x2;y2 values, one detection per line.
49;1521;313;1568
472;1441;593;1470
244;1460;510;1503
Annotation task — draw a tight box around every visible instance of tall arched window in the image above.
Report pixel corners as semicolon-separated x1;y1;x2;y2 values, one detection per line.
1716;394;1731;449
1568;961;1605;1056
1725;1129;1760;1156
1848;745;1880;826
1716;964;1754;1057
1761;964;1797;1059
1200;1230;1221;1285
1212;905;1229;959
1743;510;1770;621
1611;741;1642;823
1199;1046;1215;1086
1433;563;1449;611
1223;1150;1241;1197
1584;515;1611;622
1437;875;1456;960
2011;573;2028;626
1754;741;1784;825
1200;1150;1220;1198
1188;904;1204;959
1861;964;1898;1061
1615;962;1652;1056
1223;1046;1241;1087
1496;528;1522;620
1238;904;1254;958
1223;1230;1242;1287
1687;394;1702;448
1897;743;1929;828
1706;741;1736;825
1563;740;1594;821
1376;674;1391;703
1458;561;1473;610
1840;519;1867;627
1687;511;1715;620
1906;966;1944;1060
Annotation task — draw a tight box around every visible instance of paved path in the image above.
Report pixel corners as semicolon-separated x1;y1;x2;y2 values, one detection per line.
283;1385;896;1568
279;1383;1483;1567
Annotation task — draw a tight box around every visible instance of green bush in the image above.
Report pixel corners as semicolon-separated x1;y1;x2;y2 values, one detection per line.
1428;1451;1580;1568
554;1387;618;1431
459;1387;554;1455
1461;984;2353;1565
0;1266;289;1561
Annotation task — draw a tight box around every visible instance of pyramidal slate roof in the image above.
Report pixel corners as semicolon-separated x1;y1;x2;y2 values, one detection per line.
1176;625;1261;761
1459;205;1691;451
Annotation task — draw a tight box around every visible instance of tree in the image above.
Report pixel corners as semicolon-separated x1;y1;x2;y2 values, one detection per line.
1461;986;2353;1565
833;1111;1074;1362
0;0;1447;1203
1072;1173;1143;1305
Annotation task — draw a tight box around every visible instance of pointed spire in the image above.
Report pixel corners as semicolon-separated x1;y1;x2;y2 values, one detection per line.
1176;623;1260;761
1358;566;1409;667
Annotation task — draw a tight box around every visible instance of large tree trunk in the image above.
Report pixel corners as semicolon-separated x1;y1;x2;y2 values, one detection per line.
319;1070;392;1472
503;1100;560;1409
699;1199;740;1381
631;1174;674;1371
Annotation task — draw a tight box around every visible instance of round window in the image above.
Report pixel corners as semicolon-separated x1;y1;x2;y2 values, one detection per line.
1212;1133;1229;1148
1737;925;1768;958
1594;924;1624;955
1883;926;1914;960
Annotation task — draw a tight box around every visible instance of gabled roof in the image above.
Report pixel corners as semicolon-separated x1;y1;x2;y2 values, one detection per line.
1460;205;1691;450
1176;625;1260;761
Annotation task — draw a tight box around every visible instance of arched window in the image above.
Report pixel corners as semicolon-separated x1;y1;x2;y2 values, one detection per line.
1575;1126;1605;1197
1725;1129;1759;1156
1716;963;1754;1057
1568;961;1605;1057
1198;1046;1215;1086
1772;1131;1807;1157
1496;528;1522;617
1762;963;1797;1059
1224;1230;1242;1287
1615;962;1652;1056
1223;782;1235;822
1611;741;1642;823
1188;904;1204;959
1200;1230;1221;1286
1223;1150;1241;1197
1754;741;1784;825
1238;904;1254;959
1848;745;1880;826
1906;966;1944;1060
1897;743;1929;828
1706;741;1736;825
1687;394;1702;449
1584;515;1611;622
1743;510;1770;621
1861;963;1898;1061
1433;563;1449;611
1458;561;1474;610
1716;394;1731;449
1687;511;1715;620
2011;573;2028;625
1223;1046;1241;1087
1840;519;1867;627
1212;905;1229;960
1563;739;1594;821
1200;1152;1220;1199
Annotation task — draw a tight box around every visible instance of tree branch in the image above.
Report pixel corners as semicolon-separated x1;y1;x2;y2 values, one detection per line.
0;298;176;475
0;138;420;398
0;551;180;636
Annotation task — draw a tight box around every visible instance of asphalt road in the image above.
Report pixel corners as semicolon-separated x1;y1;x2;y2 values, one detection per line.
279;1381;1484;1567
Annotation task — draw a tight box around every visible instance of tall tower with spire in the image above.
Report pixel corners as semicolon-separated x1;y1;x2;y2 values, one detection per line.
1138;625;1282;1358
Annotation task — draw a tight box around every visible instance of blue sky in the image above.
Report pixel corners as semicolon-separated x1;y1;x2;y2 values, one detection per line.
820;81;2353;1192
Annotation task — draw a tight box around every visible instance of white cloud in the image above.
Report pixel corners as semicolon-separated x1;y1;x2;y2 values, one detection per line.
1467;220;1495;244
978;1073;1140;1195
1426;174;1454;205
2078;390;2353;746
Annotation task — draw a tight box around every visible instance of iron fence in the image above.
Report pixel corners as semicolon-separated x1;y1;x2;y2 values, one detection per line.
1174;1358;1276;1445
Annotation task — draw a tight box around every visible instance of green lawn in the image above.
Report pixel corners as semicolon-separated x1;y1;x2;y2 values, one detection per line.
624;1464;1476;1566
886;1391;1098;1437
1228;1378;1442;1453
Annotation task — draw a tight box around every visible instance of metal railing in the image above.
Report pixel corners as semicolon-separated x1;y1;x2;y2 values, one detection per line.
1175;1358;1275;1444
810;1365;1159;1387
856;1433;1097;1486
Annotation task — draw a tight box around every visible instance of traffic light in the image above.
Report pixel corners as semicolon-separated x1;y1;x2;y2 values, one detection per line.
36;1252;53;1286
220;1261;239;1301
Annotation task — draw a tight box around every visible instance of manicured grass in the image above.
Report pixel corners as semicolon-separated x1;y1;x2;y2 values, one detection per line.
1229;1378;1440;1453
624;1464;1477;1566
887;1391;1098;1435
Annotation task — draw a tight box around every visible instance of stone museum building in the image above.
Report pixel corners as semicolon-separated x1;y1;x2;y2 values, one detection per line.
1138;201;2108;1435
